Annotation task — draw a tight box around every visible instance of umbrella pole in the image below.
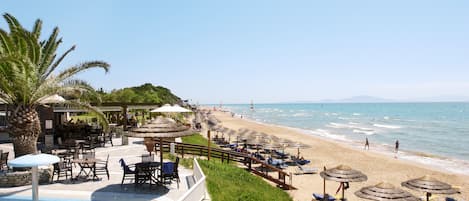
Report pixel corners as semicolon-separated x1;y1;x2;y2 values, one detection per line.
341;182;345;201
32;166;38;201
323;166;326;197
159;137;163;183
426;192;430;201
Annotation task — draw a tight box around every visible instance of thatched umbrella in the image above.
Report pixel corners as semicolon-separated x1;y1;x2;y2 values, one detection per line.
355;182;419;201
129;117;194;183
227;129;237;143
246;136;267;153
290;142;311;159
320;165;368;200
401;175;459;201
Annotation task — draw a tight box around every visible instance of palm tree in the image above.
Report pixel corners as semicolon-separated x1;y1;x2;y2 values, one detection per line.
0;13;110;157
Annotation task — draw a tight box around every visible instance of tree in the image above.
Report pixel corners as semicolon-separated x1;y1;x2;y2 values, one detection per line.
0;13;110;157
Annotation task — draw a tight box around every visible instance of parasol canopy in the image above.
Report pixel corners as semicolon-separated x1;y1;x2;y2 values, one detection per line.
128;117;194;138
150;104;191;113
320;165;368;200
355;182;419;201
401;175;459;201
8;153;60;201
38;94;66;104
8;153;60;167
320;165;368;182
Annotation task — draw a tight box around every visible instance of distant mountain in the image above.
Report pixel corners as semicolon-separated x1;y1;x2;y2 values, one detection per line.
320;96;394;103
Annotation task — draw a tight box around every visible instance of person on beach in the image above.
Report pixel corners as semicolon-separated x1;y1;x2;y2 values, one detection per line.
395;140;399;153
364;137;369;150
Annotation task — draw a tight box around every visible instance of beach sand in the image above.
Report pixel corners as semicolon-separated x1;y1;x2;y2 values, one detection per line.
210;110;468;201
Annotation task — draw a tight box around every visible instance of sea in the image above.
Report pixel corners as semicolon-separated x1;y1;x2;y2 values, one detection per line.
220;102;469;175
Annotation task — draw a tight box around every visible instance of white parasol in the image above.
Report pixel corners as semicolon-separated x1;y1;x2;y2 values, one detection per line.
8;153;60;201
38;94;66;104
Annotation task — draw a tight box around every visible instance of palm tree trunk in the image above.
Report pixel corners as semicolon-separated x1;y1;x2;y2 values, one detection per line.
8;105;41;157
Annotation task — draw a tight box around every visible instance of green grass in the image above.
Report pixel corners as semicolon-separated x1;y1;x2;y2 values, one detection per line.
198;159;293;201
181;133;219;148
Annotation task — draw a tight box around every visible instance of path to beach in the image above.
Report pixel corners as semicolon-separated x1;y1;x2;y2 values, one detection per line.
211;110;468;201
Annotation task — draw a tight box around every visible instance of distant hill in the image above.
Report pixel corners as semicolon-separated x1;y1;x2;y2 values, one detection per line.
101;83;181;104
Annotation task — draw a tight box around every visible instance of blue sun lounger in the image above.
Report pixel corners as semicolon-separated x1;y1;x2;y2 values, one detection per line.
313;193;336;201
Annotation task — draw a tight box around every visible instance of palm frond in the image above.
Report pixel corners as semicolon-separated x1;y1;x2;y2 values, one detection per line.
3;13;23;35
38;27;60;74
56;61;109;81
0;29;14;54
31;19;42;39
42;45;75;80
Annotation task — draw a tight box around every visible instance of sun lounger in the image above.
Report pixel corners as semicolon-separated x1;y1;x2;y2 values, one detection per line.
296;165;318;174
313;193;336;201
296;159;310;165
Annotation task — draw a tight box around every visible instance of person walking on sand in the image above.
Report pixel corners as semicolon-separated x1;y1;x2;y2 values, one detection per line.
364;137;369;150
395;140;399;153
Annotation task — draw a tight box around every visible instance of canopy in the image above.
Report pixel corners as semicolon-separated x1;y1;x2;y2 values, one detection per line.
320;165;367;200
320;165;368;182
38;94;66;104
150;104;191;113
355;182;419;201
401;175;459;201
8;153;60;201
128;117;194;138
8;153;60;167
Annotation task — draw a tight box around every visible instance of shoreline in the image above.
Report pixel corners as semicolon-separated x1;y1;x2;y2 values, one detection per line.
226;108;469;176
209;109;468;200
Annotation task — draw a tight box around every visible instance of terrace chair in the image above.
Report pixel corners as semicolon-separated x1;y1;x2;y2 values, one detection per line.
119;158;136;185
0;152;9;170
52;160;72;182
95;154;110;180
161;157;180;188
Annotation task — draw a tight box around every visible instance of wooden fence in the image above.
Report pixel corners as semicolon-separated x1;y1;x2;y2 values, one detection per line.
156;140;296;190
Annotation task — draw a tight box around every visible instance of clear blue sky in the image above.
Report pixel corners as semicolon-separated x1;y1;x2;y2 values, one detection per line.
2;1;469;104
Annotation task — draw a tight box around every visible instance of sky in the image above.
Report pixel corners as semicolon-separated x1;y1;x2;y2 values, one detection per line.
1;1;469;104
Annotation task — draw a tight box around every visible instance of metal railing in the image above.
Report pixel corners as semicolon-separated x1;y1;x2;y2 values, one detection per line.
177;158;207;201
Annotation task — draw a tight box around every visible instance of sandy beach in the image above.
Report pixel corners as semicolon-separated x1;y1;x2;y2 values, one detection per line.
209;110;468;201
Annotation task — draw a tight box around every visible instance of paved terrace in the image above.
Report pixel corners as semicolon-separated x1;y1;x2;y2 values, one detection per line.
0;137;193;201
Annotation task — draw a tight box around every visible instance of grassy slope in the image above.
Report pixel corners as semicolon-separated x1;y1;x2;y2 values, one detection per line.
181;134;293;201
181;133;219;148
198;159;292;201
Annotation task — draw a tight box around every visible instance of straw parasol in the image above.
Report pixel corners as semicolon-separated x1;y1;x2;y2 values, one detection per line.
128;117;194;182
290;142;311;159
355;182;419;201
246;136;267;153
320;165;368;200
401;175;460;201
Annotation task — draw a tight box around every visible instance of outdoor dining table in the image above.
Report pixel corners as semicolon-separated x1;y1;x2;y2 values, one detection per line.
72;158;102;180
135;162;161;187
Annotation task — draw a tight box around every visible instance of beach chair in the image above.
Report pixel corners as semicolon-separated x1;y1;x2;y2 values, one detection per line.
313;193;336;201
296;165;318;174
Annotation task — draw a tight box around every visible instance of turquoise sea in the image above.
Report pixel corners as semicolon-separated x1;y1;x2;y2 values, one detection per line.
222;103;469;175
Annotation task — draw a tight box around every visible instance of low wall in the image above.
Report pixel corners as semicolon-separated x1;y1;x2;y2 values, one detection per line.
177;158;207;201
0;167;53;187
